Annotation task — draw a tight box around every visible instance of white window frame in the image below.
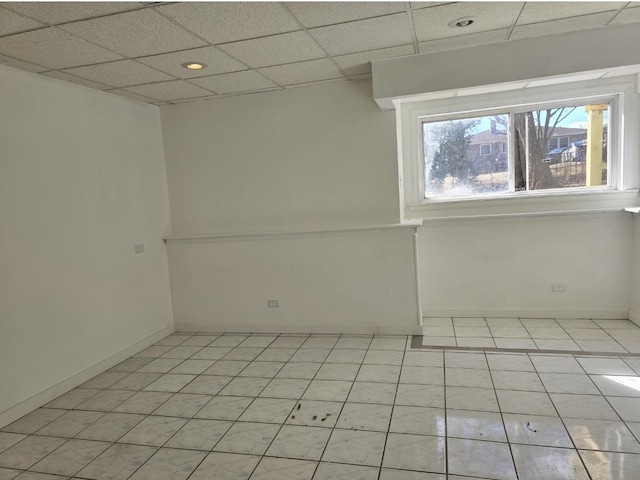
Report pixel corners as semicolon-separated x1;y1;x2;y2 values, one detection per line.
395;75;639;221
479;143;491;156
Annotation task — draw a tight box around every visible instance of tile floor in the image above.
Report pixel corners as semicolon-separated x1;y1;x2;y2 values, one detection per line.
422;317;640;353
2;331;640;479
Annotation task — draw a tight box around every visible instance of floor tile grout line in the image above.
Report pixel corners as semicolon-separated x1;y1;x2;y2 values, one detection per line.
557;318;631;355
233;332;346;477
527;351;596;480
39;333;245;480
117;331;300;480
7;331;640;479
572;352;639;448
486;346;521;480
442;348;449;479
375;337;410;480
307;333;372;479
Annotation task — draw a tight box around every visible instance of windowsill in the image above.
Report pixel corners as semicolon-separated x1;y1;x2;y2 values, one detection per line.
406;189;639;220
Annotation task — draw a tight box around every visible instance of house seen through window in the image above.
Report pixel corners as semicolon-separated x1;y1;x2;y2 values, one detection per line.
423;103;609;198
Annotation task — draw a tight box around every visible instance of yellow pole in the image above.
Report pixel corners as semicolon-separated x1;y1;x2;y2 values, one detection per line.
584;104;607;186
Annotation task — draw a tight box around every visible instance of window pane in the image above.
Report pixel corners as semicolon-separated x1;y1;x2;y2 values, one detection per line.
514;105;609;191
423;114;509;197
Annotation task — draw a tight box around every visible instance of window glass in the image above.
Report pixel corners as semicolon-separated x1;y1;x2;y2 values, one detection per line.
423;114;509;197
514;104;609;191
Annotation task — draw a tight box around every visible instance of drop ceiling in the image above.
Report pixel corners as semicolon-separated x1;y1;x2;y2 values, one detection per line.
0;1;638;105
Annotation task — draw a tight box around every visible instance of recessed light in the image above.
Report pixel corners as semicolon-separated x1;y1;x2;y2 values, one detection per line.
182;62;207;70
449;18;474;28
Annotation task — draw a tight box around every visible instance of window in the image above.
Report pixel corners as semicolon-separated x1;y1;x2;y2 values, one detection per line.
422;102;610;199
396;76;638;220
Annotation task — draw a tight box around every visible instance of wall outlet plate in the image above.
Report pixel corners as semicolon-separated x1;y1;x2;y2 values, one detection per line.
135;244;145;254
267;300;279;308
551;283;567;292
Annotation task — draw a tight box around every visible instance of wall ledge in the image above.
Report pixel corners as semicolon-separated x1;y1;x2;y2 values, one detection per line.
164;222;422;243
0;324;174;429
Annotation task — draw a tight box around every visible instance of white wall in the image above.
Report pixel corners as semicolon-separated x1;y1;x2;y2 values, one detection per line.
161;81;420;333
419;212;632;319
161;80;399;233
161;78;636;331
167;228;420;334
631;214;640;324
0;65;174;426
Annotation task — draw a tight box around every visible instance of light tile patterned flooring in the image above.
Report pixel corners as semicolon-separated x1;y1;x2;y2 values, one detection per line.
2;331;640;479
422;317;640;353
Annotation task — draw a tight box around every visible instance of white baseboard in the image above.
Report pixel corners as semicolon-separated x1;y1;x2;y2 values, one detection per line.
422;308;629;320
0;324;174;429
630;310;640;327
175;322;422;336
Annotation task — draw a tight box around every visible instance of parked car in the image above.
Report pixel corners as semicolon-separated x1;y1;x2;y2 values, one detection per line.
543;147;565;164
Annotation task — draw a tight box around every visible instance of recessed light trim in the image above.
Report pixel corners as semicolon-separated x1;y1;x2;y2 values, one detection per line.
449;18;474;28
182;62;207;70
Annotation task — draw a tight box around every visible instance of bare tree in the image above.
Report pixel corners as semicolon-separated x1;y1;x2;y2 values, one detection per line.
514;107;576;190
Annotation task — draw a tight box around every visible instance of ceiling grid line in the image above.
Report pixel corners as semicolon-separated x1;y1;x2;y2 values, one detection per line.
278;2;352;83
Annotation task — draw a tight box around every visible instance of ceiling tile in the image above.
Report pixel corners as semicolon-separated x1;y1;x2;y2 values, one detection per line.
219;31;325;68
517;2;624;25
0;6;45;36
40;70;112;90
412;2;523;42
0;27;122;69
125;80;213;102
510;12;613;41
59;9;206;58
418;28;509;54
334;44;415;76
1;2;143;25
410;2;453;9
106;88;160;103
309;13;413;56
189;70;278;94
349;73;372;81
0;53;47;72
259;58;343;85
170;96;217;105
158;2;299;44
610;6;640;25
137;46;247;78
61;60;175;88
285;2;405;28
284;77;347;89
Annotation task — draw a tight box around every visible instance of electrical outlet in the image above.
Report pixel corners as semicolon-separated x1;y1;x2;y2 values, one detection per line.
135;244;145;254
267;300;279;308
551;283;567;292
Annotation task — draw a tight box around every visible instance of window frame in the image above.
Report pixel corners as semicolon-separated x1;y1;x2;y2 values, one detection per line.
395;75;639;221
